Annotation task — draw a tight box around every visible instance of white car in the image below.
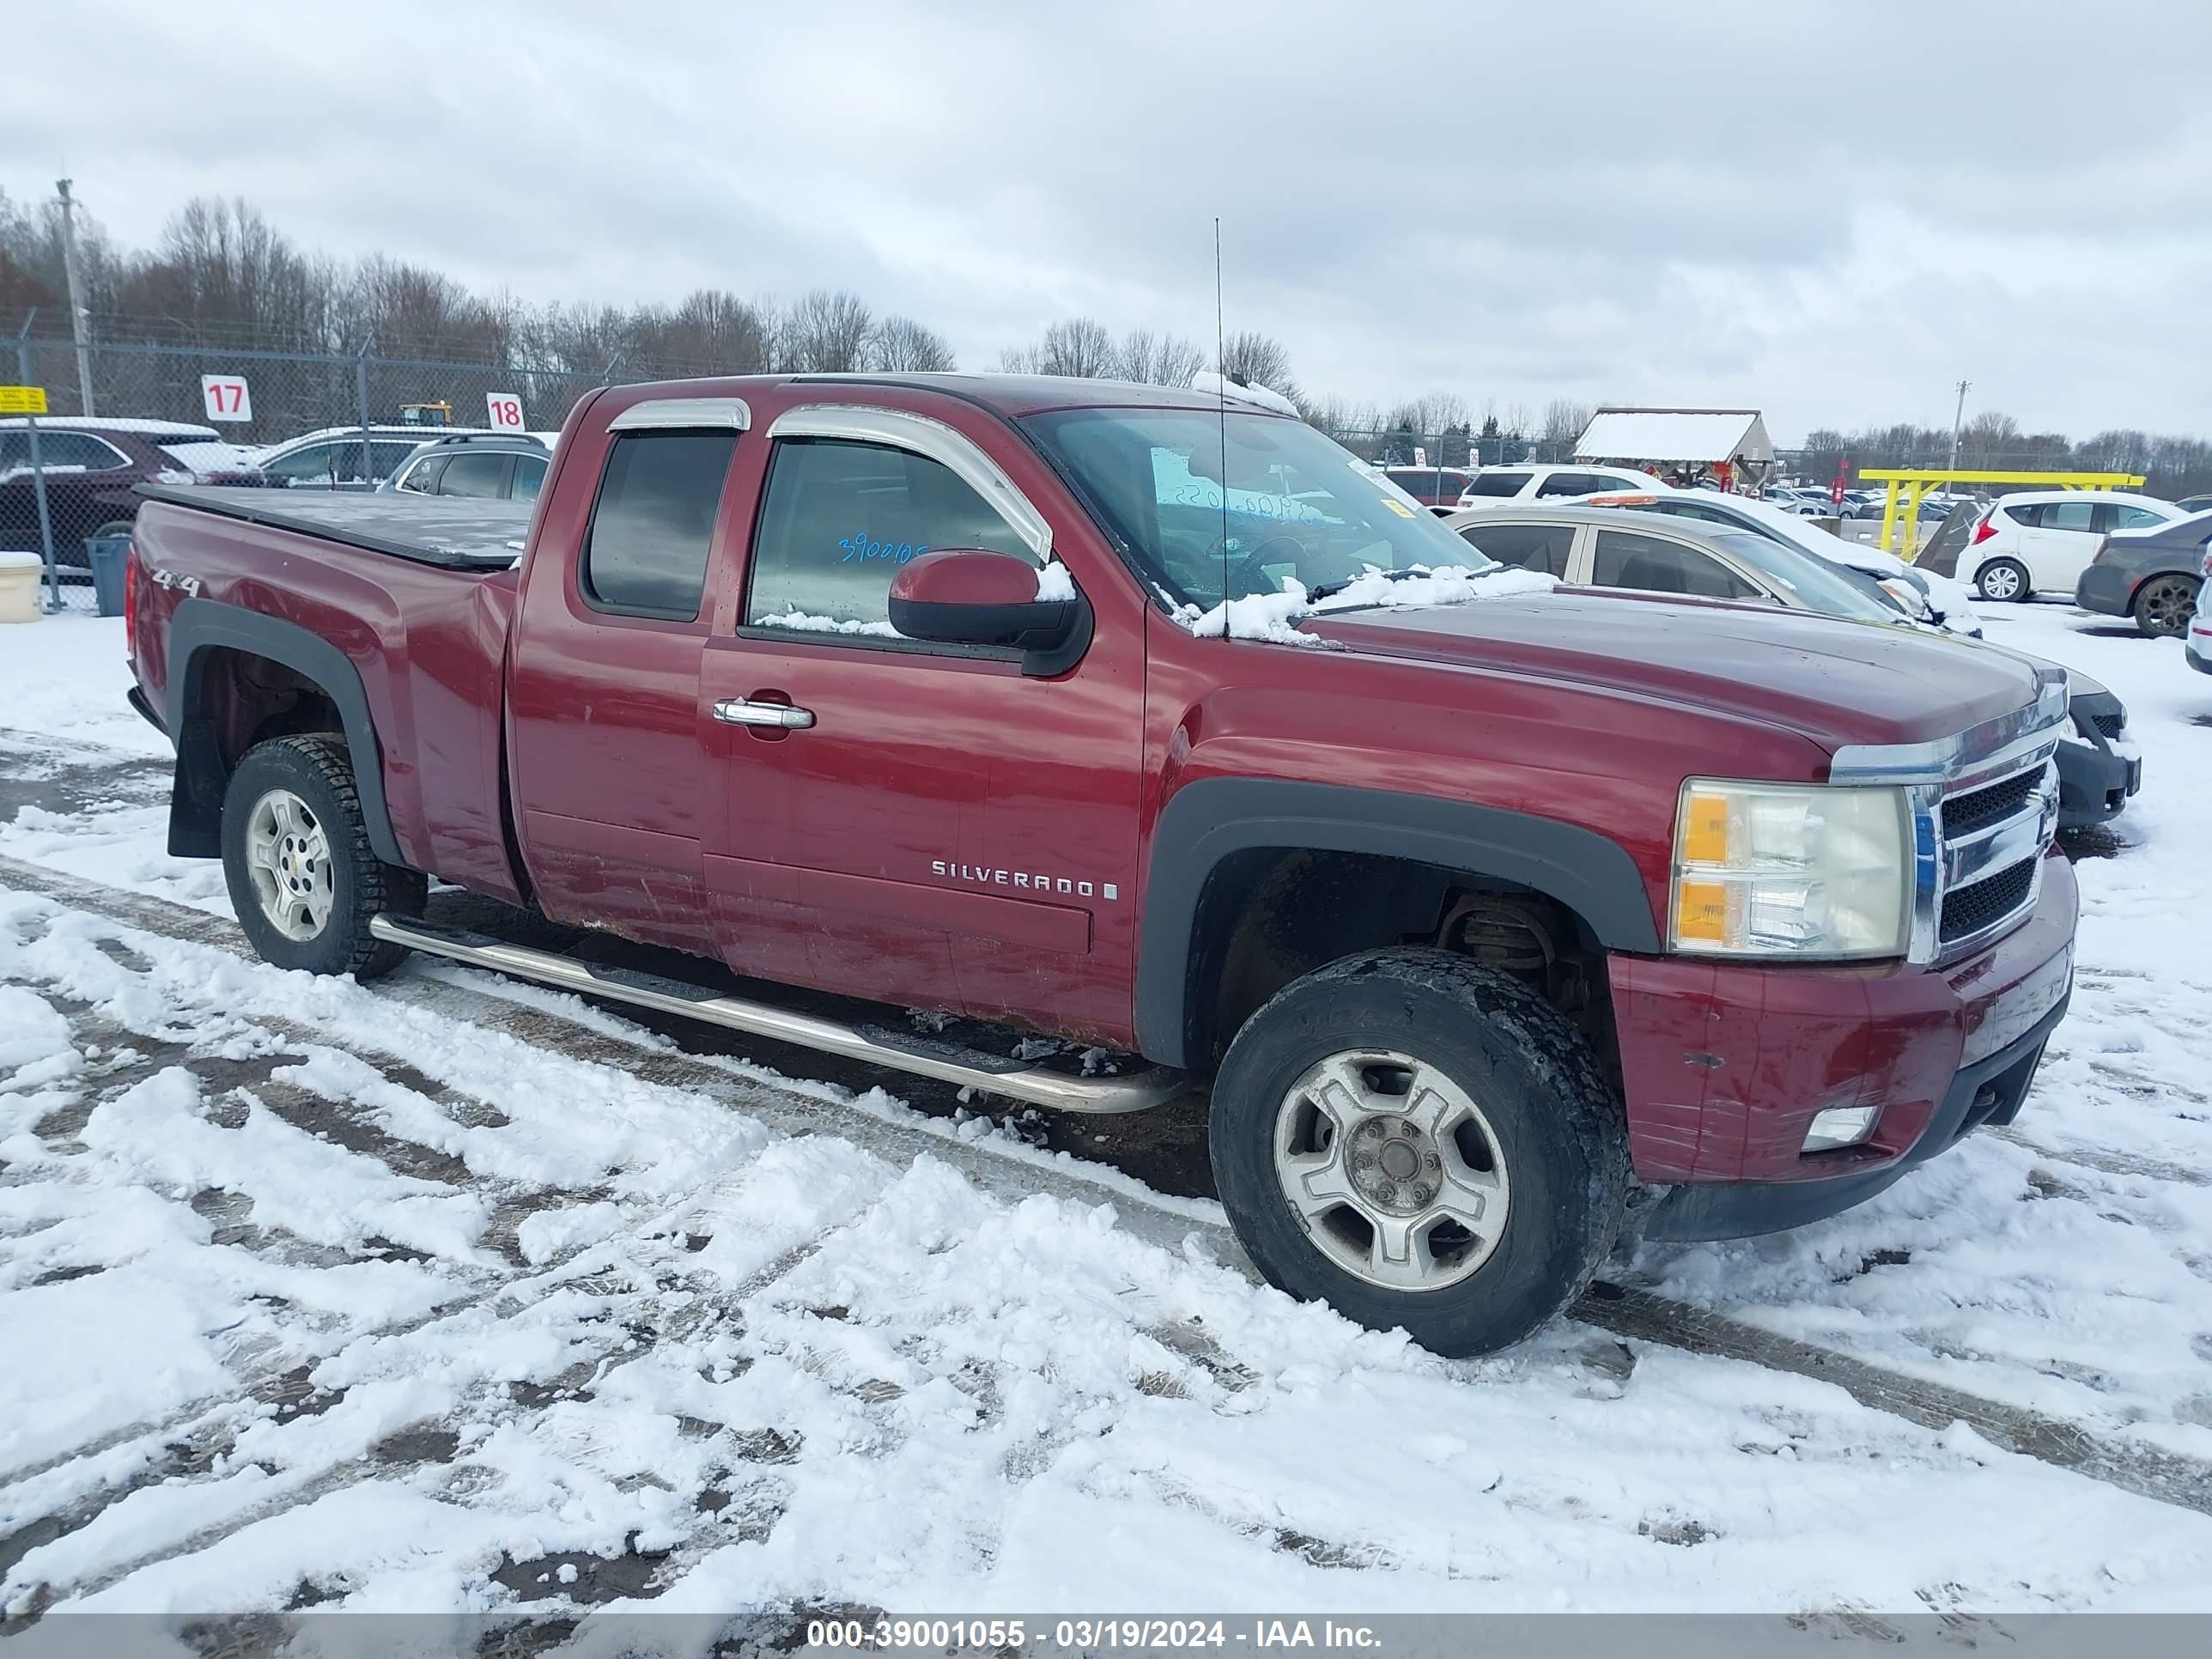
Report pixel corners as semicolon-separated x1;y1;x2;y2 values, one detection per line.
1959;489;2183;602
1455;463;1665;506
249;423;503;490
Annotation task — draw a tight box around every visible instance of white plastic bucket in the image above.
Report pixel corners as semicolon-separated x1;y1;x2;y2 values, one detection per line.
0;551;43;625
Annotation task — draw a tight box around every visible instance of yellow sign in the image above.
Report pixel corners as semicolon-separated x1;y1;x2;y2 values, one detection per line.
0;386;49;416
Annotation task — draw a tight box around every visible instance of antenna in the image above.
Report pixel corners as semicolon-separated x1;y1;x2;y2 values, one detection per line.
1214;217;1228;635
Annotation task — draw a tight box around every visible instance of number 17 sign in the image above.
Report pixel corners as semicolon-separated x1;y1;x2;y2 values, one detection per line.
200;374;252;422
485;393;526;431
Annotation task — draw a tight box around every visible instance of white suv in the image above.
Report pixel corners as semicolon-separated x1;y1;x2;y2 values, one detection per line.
1455;463;1665;506
1960;490;2182;601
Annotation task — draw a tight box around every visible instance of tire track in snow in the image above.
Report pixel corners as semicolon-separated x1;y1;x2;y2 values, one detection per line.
7;854;2212;1531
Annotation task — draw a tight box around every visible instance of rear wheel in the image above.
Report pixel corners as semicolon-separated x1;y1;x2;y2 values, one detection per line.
1209;949;1628;1357
1975;558;2030;602
2133;574;2199;638
221;733;424;979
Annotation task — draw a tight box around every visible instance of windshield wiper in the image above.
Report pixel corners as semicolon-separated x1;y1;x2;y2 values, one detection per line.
1304;567;1424;603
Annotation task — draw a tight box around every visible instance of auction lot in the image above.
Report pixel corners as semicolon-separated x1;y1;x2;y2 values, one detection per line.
2;597;2209;1622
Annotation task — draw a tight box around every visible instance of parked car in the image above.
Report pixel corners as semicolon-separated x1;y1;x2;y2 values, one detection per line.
0;416;262;562
2173;494;2212;515
2189;551;2212;675
1959;490;2182;601
2071;508;2212;636
251;424;502;490
1454;463;1662;505
383;433;552;502
1449;502;2136;831
1572;486;1981;635
1380;465;1474;507
126;373;2077;1357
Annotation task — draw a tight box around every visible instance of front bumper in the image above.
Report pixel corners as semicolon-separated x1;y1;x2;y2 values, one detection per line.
1608;851;2077;1237
2072;561;2134;617
2055;729;2139;829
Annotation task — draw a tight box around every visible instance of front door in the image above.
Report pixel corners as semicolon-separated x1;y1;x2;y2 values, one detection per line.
701;411;1145;1038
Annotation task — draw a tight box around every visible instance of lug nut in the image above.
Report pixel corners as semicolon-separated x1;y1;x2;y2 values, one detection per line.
1424;1151;1442;1173
1413;1184;1435;1207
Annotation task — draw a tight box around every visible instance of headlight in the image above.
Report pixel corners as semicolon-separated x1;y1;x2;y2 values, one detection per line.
1669;781;1911;958
1876;577;1929;617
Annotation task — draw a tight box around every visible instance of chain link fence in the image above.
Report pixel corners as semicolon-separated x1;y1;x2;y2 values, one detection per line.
4;325;630;614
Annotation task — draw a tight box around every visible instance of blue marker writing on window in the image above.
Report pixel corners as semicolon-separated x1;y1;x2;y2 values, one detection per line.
838;528;928;565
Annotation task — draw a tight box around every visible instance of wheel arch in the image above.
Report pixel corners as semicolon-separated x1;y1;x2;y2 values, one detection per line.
166;597;404;866
1134;779;1661;1069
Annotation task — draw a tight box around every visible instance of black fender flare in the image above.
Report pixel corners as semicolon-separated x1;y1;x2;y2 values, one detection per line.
165;597;404;866
1133;778;1662;1067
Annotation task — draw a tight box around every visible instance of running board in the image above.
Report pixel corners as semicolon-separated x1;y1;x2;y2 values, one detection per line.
368;914;1188;1115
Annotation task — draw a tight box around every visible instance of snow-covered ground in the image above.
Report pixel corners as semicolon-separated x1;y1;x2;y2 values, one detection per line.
3;605;2212;1625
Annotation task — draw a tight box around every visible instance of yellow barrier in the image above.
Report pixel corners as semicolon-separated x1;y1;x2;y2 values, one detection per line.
1855;468;2147;559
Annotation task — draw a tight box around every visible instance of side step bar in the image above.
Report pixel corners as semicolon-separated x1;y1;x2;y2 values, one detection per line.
368;915;1190;1115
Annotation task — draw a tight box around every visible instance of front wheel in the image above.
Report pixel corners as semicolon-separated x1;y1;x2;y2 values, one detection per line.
2133;574;2199;639
221;733;425;978
1975;558;2031;602
1209;949;1628;1357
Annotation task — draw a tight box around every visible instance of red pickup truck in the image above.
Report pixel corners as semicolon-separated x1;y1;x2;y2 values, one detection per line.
123;374;2077;1354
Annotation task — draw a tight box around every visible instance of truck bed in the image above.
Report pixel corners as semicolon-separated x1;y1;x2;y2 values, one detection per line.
134;483;534;568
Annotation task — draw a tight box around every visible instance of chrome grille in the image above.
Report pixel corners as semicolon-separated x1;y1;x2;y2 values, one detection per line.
1930;754;2057;957
1939;855;2037;944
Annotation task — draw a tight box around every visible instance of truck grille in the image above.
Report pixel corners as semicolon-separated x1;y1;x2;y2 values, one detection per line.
1940;856;2037;944
1942;769;2041;836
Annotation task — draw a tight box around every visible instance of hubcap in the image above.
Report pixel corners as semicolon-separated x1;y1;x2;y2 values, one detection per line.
1982;564;2021;600
2142;578;2193;635
244;788;334;941
1272;1049;1510;1293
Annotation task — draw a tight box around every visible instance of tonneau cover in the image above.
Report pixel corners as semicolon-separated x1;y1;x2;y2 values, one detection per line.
135;483;533;569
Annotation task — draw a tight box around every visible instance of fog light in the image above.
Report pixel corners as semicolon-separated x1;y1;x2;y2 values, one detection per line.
1803;1104;1879;1152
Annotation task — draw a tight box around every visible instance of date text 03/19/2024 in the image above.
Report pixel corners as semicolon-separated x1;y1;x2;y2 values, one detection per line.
801;1619;1384;1650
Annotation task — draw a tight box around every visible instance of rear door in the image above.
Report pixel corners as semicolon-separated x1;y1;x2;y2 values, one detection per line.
507;398;750;954
2026;497;2100;590
700;399;1146;1031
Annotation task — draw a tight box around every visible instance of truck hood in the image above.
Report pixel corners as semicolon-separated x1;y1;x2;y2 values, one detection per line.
1300;590;2043;752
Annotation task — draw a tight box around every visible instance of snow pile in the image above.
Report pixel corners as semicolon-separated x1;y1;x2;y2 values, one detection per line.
1176;563;1556;642
1188;371;1300;418
751;607;899;638
1034;560;1076;601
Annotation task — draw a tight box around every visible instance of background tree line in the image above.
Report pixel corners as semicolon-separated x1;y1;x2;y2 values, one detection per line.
4;186;2207;495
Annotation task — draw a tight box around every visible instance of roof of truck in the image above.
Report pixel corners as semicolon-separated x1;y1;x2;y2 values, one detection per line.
657;372;1301;419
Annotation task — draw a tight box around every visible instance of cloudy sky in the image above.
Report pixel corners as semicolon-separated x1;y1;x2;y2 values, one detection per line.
8;0;2209;441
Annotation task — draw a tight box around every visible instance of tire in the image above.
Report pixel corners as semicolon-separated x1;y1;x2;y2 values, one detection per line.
1209;948;1629;1357
2132;574;2199;639
1975;558;2030;603
220;733;425;979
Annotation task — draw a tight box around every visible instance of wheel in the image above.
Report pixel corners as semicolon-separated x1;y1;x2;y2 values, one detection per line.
1975;558;2030;602
1209;949;1629;1357
220;733;425;978
2132;574;2199;639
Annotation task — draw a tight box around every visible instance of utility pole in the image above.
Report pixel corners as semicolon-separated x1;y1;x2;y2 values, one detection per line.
1947;378;1970;472
56;179;94;416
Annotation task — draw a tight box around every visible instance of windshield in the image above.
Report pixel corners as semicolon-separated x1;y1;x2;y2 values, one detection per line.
1022;408;1497;610
1705;531;1901;623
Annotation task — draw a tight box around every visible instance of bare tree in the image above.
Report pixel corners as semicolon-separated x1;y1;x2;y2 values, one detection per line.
1540;398;1592;451
1114;327;1204;386
998;342;1043;374
866;313;956;373
1035;316;1116;377
1218;330;1297;401
779;288;874;372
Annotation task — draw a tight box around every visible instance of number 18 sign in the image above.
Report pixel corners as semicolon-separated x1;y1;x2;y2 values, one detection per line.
201;374;252;422
485;393;526;432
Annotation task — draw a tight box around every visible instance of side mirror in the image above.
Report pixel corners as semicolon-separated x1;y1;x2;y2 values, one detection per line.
889;549;1088;671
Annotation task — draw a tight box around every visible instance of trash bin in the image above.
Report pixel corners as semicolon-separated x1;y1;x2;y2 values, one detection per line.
85;535;131;617
0;550;43;623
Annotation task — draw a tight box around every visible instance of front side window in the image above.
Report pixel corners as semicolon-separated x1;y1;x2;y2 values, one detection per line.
745;438;1034;633
580;431;735;618
1024;408;1499;612
32;432;131;471
1458;520;1574;576
1591;529;1759;600
1704;532;1895;621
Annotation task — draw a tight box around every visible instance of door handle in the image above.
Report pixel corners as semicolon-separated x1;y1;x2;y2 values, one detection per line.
714;697;815;730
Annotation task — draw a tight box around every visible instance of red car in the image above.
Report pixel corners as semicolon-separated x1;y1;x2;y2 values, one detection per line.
125;374;2076;1355
0;416;261;565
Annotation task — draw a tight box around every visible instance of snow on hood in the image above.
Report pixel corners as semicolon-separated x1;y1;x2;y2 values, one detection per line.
1188;371;1300;418
1175;563;1557;644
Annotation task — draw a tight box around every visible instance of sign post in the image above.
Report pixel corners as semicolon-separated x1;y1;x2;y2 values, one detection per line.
3;376;58;611
199;374;252;423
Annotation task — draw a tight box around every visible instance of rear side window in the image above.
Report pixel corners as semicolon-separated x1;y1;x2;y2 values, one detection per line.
744;438;1033;635
440;452;510;498
1458;521;1574;576
581;431;736;618
2003;501;2042;527
1535;471;1604;498
1467;471;1528;497
395;456;447;494
2110;505;2166;530
513;453;548;502
27;432;131;471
